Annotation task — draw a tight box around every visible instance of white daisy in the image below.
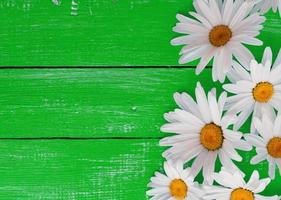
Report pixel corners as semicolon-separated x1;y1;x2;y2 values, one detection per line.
223;47;281;133
171;0;265;82
146;160;202;200
204;169;279;200
160;82;251;184
245;113;281;179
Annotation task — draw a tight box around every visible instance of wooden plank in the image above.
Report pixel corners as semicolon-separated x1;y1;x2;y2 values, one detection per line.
0;68;222;138
0;139;163;199
0;0;280;66
0;139;279;199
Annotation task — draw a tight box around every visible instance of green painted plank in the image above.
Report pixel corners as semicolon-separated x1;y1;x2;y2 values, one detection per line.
0;0;280;66
0;139;279;199
0;68;222;138
0;139;163;199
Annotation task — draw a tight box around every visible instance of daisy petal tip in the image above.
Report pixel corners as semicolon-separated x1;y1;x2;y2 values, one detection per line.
247;144;253;151
243;133;251;140
237;156;243;162
252;170;259;176
264;177;271;184
170;38;178;46
250;59;257;67
178;59;185;65
161;151;168;159
175;13;183;20
265;46;271;52
195;68;202;75
233;124;241;132
250;158;257;165
160;125;169;133
269;174;275;180
196;81;202;88
173;92;180;98
206;178;214;186
218;77;226;83
222;84;230;90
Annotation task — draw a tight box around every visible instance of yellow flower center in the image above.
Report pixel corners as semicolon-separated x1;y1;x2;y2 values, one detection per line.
169;179;188;200
209;25;232;47
200;123;223;151
267;137;281;158
230;188;254;200
252;82;274;103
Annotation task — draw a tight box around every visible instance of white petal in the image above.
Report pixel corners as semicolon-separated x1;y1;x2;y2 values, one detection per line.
268;157;276;179
195;82;212;123
208;90;221;125
223;129;242;141
252;178;271;193
232;140;252;151
273;48;281;68
173;109;204;127
250;151;267;165
176;13;201;25
203;151;217;184
213;170;244;189
196;48;215;75
232;43;254;69
262;47;273;67
273;115;281;137
179;46;208;64
221;114;237;128
231;60;252;81
222;0;234;24
233;103;254;130
245;170;260;191
222;139;242;161
191;148;208;177
173;92;201;119
189;11;212;28
253;117;271;141
160;123;200;135
218;91;227;114
219;150;244;177
196;0;220;26
164;162;179;179
244;134;265;147
269;64;281;84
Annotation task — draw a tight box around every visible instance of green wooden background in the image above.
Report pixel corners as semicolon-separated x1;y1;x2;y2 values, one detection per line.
0;0;280;199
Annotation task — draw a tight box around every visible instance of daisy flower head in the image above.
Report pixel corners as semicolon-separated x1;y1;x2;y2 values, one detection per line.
245;113;281;179
204;169;279;200
160;82;252;184
171;0;265;82
224;47;281;133
146;160;202;200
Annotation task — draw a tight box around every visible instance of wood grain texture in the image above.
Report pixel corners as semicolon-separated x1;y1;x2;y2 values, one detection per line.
0;68;222;138
0;139;279;199
0;139;163;199
0;0;280;66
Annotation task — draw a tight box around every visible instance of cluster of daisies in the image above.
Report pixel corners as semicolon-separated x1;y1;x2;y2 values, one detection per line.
147;0;281;199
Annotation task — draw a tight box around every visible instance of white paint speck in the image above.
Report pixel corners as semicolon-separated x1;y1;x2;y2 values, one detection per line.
52;0;61;6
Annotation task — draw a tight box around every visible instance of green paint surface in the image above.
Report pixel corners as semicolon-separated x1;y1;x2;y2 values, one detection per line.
0;140;279;199
0;0;281;199
0;68;221;138
0;0;280;66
